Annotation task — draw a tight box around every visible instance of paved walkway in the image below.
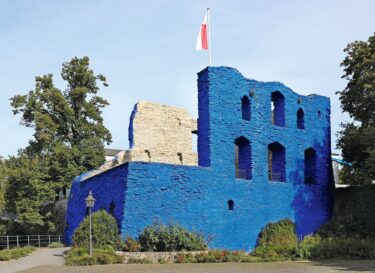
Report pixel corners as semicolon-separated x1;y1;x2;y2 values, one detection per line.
0;247;69;273
14;260;375;273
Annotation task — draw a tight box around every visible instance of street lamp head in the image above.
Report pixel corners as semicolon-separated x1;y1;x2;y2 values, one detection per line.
85;190;96;208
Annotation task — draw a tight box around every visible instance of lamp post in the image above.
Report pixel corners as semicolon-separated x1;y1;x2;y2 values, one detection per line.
85;190;96;257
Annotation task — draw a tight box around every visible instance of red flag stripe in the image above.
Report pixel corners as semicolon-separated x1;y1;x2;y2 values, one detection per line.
201;24;208;49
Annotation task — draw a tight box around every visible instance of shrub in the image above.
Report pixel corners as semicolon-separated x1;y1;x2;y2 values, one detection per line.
122;237;141;252
138;222;207;252
320;185;375;240
253;219;298;260
310;238;375;260
72;210;120;249
65;247;123;266
49;242;65;248
296;234;322;259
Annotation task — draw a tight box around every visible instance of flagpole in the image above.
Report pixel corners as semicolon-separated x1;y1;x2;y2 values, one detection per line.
207;8;212;66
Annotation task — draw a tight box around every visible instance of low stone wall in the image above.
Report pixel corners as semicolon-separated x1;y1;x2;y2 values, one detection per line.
116;251;206;264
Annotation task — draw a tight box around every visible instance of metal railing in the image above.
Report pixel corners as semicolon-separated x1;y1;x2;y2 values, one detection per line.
269;172;284;182
0;235;62;250
235;169;249;180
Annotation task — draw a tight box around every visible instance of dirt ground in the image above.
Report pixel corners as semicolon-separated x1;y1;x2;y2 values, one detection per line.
16;260;375;273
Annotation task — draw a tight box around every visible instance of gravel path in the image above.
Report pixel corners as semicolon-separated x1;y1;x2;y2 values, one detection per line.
14;260;375;273
0;247;69;273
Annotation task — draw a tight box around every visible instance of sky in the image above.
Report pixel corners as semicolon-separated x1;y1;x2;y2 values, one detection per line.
0;0;374;156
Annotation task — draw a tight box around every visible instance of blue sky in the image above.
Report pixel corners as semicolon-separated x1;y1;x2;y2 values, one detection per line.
0;0;374;156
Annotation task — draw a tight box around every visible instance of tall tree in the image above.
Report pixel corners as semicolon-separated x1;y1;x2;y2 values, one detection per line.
6;56;112;233
337;33;375;185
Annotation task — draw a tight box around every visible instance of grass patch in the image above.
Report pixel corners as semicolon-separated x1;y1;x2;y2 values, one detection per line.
0;247;35;261
65;247;123;266
48;242;65;248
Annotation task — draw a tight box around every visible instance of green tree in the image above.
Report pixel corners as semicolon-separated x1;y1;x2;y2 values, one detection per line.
72;210;120;249
337;33;375;185
6;56;112;233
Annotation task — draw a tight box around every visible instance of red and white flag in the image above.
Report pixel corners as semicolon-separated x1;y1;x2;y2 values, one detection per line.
196;12;208;50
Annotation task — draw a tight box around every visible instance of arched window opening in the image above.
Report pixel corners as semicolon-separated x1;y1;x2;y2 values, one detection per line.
235;137;252;180
268;142;286;182
304;148;317;184
297;108;305;129
228;200;234;211
271;92;285;127
109;201;115;215
241;96;251;121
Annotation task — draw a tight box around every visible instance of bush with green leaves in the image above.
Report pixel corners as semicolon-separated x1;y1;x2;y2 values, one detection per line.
296;234;322;259
122;237;142;252
138;222;207;252
72;210;120;249
309;238;375;260
253;219;298;260
318;185;375;240
65;247;123;266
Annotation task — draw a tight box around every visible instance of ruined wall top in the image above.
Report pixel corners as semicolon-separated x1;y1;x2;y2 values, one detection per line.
129;101;197;152
77;101;198;181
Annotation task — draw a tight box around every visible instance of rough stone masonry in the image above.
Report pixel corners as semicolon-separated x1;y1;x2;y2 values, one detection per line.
64;66;334;251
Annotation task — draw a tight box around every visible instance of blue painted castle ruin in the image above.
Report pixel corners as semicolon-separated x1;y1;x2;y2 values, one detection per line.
64;67;334;250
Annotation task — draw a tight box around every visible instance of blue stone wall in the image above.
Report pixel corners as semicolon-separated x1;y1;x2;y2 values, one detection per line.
64;66;334;250
64;164;128;245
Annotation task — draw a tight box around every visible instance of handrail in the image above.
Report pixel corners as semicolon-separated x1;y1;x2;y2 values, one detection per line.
0;235;63;249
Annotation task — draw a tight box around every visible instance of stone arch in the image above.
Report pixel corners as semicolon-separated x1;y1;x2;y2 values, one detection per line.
241;96;251;121
297;108;305;129
304;148;317;184
235;136;252;180
271;91;285;127
268;142;286;182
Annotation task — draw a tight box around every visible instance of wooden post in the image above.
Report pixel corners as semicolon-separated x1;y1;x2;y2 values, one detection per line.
38;235;40;247
16;235;19;248
6;236;9;249
27;235;30;247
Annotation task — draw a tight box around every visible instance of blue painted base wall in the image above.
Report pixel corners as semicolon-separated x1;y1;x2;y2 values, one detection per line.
64;67;334;250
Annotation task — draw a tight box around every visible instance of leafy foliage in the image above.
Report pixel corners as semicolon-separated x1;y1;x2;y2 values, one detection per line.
253;219;298;260
138;222;207;252
308;238;375;259
72;210;120;249
4;56;111;234
318;185;375;239
296;234;322;259
122;237;142;252
337;33;375;185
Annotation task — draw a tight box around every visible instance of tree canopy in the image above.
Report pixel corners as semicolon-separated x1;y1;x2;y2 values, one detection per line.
337;33;375;185
4;56;112;233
